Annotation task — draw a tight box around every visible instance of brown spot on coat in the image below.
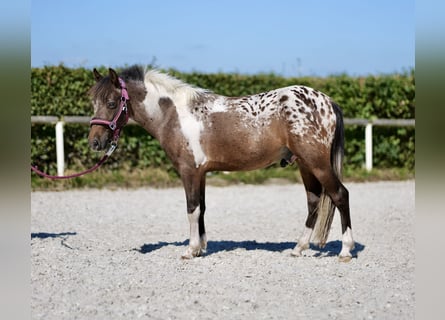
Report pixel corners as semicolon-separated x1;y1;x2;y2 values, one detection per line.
279;95;289;103
158;97;174;112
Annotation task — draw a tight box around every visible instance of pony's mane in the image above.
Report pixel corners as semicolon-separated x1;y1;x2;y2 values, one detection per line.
120;65;145;82
143;69;210;104
89;65;210;105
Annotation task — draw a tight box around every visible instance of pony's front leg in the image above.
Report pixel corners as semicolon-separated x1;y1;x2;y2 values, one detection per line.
181;172;207;259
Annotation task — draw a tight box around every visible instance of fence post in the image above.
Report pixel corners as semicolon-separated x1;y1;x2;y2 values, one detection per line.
55;121;65;176
365;123;373;171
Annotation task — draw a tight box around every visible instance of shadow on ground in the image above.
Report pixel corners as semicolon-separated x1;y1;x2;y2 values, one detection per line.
31;232;77;239
135;239;365;258
31;232;78;249
31;232;365;258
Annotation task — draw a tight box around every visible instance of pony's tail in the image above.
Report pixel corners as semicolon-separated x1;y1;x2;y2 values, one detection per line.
312;102;344;247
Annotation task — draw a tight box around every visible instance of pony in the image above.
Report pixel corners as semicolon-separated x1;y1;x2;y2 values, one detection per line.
88;65;354;262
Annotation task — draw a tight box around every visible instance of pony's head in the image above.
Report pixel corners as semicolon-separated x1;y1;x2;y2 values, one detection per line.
88;68;129;151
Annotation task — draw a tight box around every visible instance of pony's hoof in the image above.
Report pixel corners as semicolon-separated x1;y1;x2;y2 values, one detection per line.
181;254;193;260
338;255;352;263
290;250;302;257
181;247;202;260
291;243;308;257
291;247;305;257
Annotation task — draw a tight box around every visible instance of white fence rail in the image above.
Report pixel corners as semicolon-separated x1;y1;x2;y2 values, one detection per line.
31;116;415;175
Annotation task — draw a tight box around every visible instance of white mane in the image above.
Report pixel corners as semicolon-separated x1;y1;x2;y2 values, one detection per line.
143;69;208;106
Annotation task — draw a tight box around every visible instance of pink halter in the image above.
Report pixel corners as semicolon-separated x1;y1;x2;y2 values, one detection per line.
89;77;130;142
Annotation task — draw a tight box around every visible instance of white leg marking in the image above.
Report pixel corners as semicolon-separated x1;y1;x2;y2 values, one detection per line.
339;227;355;262
182;208;202;259
291;227;313;257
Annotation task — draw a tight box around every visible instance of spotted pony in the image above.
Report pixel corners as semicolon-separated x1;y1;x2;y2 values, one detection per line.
88;65;354;262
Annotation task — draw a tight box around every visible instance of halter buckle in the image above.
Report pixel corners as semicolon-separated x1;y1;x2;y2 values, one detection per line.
106;141;117;156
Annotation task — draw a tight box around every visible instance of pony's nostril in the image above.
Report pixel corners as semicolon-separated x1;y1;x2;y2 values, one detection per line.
92;138;100;150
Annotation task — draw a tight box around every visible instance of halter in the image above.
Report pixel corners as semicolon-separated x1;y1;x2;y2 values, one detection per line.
90;77;130;143
30;77;130;180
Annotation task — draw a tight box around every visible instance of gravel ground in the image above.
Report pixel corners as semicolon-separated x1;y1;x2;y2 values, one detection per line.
31;181;414;319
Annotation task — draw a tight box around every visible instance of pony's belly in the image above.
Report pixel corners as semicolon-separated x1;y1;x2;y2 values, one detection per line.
205;146;287;171
202;113;289;171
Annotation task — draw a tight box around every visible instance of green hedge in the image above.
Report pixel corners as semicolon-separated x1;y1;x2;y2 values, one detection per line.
31;66;415;176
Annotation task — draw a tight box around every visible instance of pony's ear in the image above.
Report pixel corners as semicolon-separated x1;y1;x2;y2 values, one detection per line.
93;68;103;82
108;68;121;88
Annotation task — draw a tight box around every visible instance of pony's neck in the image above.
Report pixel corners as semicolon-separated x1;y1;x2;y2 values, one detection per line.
121;79;160;139
127;70;209;140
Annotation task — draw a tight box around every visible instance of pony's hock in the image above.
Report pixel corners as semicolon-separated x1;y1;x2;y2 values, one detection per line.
88;65;355;262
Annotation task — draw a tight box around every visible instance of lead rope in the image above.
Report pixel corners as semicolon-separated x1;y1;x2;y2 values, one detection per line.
30;142;117;180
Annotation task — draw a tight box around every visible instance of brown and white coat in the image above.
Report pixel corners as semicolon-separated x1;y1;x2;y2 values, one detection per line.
88;66;354;262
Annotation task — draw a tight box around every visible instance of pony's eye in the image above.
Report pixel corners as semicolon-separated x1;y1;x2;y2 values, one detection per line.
107;101;117;109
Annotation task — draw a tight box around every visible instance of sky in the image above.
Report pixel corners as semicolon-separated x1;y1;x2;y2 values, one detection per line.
31;0;414;77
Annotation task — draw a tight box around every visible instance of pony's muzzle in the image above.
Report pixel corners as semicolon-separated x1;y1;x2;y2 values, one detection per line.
88;126;111;151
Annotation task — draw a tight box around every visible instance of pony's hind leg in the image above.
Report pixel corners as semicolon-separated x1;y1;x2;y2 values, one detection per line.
288;140;354;261
313;167;355;262
291;167;322;257
180;172;207;259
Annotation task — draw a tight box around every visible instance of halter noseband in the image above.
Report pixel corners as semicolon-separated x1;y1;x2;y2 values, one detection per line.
90;77;130;146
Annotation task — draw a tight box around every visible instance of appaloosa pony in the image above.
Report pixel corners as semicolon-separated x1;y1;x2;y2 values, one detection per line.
88;66;354;262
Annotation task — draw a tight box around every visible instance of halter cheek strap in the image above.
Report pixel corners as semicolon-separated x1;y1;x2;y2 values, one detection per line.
90;77;130;142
